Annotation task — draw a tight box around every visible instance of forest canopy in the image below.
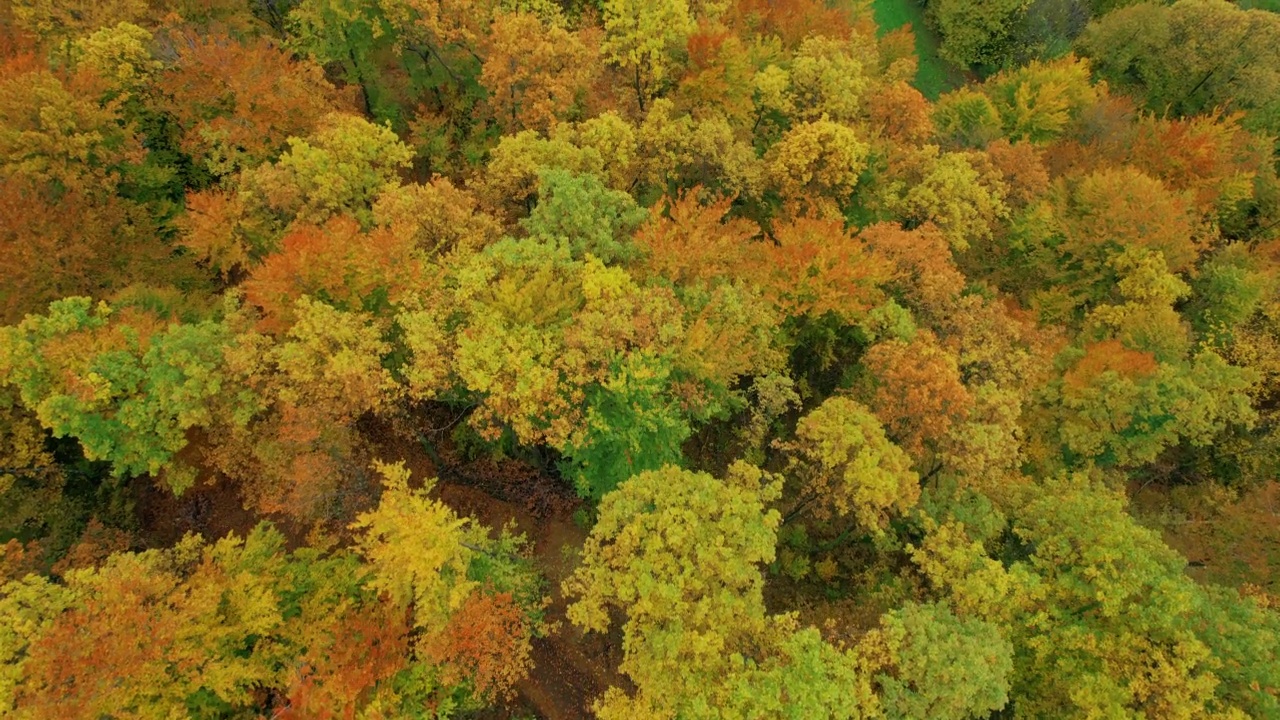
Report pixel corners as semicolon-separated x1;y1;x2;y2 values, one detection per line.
1;0;1279;717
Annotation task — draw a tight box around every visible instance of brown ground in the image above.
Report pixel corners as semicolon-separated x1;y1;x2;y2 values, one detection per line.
1131;478;1280;594
134;416;625;719
374;426;627;720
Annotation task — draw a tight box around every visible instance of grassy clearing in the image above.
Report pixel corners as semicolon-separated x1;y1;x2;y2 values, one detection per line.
870;0;964;99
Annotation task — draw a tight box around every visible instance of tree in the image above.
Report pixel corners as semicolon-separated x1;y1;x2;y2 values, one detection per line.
1119;112;1268;227
633;99;764;199
675;23;755;125
1079;0;1280;135
862;332;974;465
911;472;1279;717
928;0;1032;68
1053;166;1205;290
858;602;1013;720
372;176;502;256
0;388;78;578
0;64;146;189
932;88;1004;149
884;148;1009;252
206;297;399;519
0;298;236;494
565;466;775;638
1054;340;1256;468
866;81;934;145
188;112;416;274
241;112;414;231
981;55;1098;144
781;396;920;531
286;0;403;122
1188;246;1269;348
0;526;404;718
480;11;597;134
766;118;869;219
600;0;696;109
10;0;147;54
557;112;642;192
1005;474;1223;717
71;22;160;102
752;216;890;322
271;297;400;422
478;129;607;219
860;221;965;319
786;36;869;125
352;460;478;631
351;462;542;706
156;30;342;178
519;168;648;264
731;0;853;49
390;0;495;53
0;462;543;718
242;216;427;333
564;463;874;718
560;353;691;499
1193;585;1280;719
0;178;177;324
1081;246;1193;362
180;110;414;272
632;192;756;286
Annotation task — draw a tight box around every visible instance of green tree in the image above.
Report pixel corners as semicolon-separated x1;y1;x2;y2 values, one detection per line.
928;0;1032;68
0;298;236;494
519;168;648;265
560;354;690;500
564;463;875;718
287;0;402;121
859;602;1013;720
1079;0;1280;135
913;472;1280;717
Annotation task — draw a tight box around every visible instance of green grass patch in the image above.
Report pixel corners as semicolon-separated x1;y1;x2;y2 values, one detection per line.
871;0;963;99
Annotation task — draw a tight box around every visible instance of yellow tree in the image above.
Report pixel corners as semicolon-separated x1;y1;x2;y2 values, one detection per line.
480;11;597;134
0;462;543;718
1049;166;1206;307
766;118;869;219
601;0;696;110
11;0;147;56
191;112;416;269
883;148;1009;252
781;396;920;531
981;56;1098;144
373;177;502;256
787;36;869;124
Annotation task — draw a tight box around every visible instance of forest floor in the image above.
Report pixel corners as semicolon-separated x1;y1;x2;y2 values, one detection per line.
371;424;627;719
870;0;968;99
1130;478;1280;595
136;417;624;720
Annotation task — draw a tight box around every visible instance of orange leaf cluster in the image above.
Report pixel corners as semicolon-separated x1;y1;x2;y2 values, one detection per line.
863;332;973;461
1062;339;1159;391
425;590;534;701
